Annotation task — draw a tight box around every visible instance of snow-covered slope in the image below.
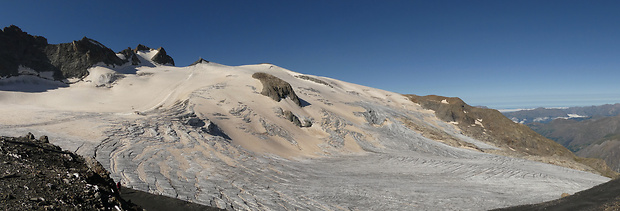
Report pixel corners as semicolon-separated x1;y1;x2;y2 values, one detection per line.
0;62;609;210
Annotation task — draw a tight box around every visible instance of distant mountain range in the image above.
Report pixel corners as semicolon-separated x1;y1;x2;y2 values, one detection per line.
503;104;620;124
503;104;620;173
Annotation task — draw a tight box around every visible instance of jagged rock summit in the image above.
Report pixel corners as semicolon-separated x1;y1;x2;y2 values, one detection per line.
0;25;175;81
118;48;141;65
46;37;125;79
130;44;175;66
189;58;209;66
151;47;175;66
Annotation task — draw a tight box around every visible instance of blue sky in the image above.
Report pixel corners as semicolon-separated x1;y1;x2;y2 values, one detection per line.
2;0;620;109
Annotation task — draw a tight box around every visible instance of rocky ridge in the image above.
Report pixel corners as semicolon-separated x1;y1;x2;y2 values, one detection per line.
0;25;175;81
406;94;619;178
45;37;125;79
503;103;620;124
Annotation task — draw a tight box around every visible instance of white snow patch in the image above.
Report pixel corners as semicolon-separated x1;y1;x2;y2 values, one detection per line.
441;99;449;104
567;114;587;118
88;39;106;48
18;65;37;75
475;118;484;127
82;66;122;87
135;49;159;66
116;53;126;60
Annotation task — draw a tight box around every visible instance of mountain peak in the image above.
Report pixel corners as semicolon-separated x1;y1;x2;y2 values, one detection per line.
190;58;209;66
151;47;174;66
133;44;151;52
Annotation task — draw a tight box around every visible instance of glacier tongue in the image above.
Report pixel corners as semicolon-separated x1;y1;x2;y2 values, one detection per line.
0;63;609;210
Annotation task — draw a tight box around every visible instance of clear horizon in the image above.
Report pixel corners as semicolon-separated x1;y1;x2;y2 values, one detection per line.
2;0;620;109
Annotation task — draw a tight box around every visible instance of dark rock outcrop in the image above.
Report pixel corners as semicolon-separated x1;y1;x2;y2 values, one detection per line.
133;44;150;52
45;37;125;79
190;58;209;66
295;75;333;88
0;134;141;210
252;72;301;106
284;110;302;127
0;25;124;80
119;48;141;65
1;25;177;81
0;25;58;79
151;47;174;66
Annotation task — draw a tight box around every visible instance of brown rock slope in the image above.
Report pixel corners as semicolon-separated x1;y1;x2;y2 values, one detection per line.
405;95;618;178
493;178;620;211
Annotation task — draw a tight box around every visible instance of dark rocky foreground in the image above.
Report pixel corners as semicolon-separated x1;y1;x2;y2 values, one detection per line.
494;178;620;211
0;134;218;211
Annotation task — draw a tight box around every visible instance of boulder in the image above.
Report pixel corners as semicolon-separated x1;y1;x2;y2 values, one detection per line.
38;135;49;143
25;132;35;140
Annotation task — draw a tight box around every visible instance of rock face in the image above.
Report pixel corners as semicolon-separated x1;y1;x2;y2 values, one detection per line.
133;44;150;52
0;25;58;79
151;47;175;66
0;26;176;81
130;44;175;66
406;94;619;178
284;110;302;127
0;134;141;210
45;37;125;79
0;25;123;80
252;72;302;106
119;48;141;65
